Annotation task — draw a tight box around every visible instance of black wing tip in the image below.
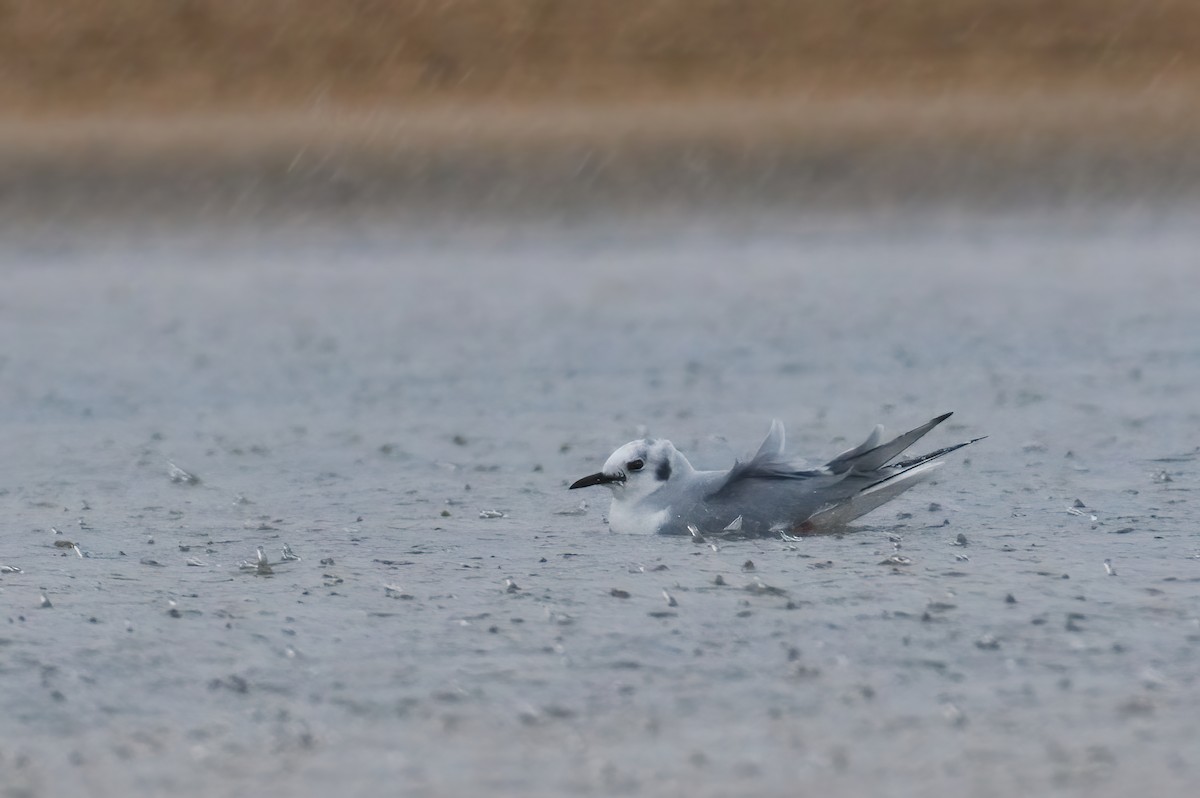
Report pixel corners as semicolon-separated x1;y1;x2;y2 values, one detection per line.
891;434;985;470
933;411;954;424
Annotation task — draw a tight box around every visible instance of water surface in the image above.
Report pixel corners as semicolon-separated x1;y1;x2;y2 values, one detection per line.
1;208;1197;797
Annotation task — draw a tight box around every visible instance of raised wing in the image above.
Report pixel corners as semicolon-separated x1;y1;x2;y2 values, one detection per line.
825;412;953;473
753;418;786;461
678;412;978;535
706;420;827;499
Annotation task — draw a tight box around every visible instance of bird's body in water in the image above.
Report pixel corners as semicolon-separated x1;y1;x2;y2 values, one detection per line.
570;412;982;537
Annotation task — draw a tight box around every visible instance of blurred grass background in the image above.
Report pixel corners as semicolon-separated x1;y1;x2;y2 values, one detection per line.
4;0;1198;108
3;0;1199;225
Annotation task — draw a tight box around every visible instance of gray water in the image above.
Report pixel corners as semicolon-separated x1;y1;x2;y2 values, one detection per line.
1;208;1198;797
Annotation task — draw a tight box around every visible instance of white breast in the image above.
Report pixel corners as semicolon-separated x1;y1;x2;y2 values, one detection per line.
607;500;668;535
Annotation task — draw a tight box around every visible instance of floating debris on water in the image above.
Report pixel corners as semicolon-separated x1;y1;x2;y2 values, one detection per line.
610;588;631;599
1066;505;1098;521
745;578;788;597
209;674;249;694
238;547;275;575
942;702;967;727
53;540;75;549
167;462;200;485
554;501;588;516
281;543;301;562
1152;470;1173;483
479;510;505;519
165;603;202;620
185;558;206;567
255;547;273;574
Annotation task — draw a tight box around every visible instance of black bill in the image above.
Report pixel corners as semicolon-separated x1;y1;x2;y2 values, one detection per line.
569;472;623;489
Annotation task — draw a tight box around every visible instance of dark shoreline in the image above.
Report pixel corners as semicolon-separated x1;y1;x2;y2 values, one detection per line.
4;84;1199;234
5;134;1199;235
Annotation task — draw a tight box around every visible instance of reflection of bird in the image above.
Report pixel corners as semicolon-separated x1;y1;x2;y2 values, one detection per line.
570;413;982;536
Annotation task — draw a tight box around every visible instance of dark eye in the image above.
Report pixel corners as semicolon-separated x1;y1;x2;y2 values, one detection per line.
626;459;644;472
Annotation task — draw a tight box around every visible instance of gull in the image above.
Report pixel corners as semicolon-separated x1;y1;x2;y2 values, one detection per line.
570;412;982;536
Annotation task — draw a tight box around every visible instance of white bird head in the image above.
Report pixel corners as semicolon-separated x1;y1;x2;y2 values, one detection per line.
570;437;689;503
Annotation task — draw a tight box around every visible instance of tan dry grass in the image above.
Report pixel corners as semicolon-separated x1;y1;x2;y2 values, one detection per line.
3;1;1199;221
2;0;1199;113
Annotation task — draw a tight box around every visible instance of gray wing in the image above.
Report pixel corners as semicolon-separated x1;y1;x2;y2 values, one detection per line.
646;420;835;535
668;465;851;536
687;413;958;535
825;412;953;473
706;420;830;498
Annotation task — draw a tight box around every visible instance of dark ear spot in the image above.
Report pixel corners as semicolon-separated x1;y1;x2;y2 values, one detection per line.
656;459;672;481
